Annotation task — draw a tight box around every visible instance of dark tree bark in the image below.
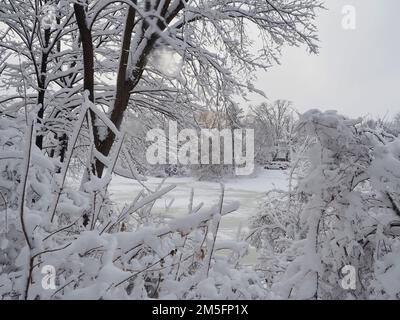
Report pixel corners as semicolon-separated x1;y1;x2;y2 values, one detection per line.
74;3;95;103
94;4;137;177
35;28;51;150
74;0;185;178
74;2;100;175
94;0;184;178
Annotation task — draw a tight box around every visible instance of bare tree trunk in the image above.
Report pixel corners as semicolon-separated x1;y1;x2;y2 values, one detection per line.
74;4;94;102
74;3;100;175
95;1;183;177
35;28;50;150
94;5;137;177
74;0;184;178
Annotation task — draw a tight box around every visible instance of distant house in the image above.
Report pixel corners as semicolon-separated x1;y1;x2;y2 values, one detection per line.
196;111;230;129
272;139;290;161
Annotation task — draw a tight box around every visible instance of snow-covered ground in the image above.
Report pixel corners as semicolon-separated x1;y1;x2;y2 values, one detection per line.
109;169;289;264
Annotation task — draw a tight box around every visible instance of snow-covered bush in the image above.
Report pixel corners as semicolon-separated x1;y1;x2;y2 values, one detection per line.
0;113;265;300
250;110;400;299
249;190;304;288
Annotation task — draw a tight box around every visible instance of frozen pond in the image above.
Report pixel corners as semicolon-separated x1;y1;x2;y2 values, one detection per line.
109;169;289;264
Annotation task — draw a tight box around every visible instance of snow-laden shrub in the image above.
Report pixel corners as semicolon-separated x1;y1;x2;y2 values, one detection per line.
250;110;400;299
0;114;265;300
0;115;58;283
0;117;56;209
249;190;304;288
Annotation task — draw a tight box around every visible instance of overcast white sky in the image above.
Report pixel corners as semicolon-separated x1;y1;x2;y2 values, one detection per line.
249;0;400;119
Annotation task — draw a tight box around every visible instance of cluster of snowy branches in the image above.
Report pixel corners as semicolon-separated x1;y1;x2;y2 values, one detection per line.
0;110;265;299
0;0;322;179
250;110;400;299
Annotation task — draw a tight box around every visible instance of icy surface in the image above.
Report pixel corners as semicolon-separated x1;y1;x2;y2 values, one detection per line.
109;169;289;264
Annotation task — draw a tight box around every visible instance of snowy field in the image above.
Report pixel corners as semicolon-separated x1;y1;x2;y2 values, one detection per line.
109;169;289;264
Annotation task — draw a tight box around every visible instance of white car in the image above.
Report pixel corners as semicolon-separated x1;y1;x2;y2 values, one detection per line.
264;161;290;170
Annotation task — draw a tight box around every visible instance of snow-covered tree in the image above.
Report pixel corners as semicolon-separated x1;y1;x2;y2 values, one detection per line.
248;100;296;164
69;0;322;177
0;0;84;152
250;110;400;299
